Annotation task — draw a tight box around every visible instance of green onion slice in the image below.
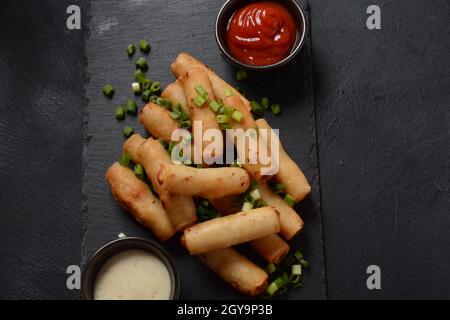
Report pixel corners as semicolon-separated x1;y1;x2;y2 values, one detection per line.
141;89;151;102
134;164;144;180
115;106;125;120
241;201;253;212
261;97;269;109
284;194;295;207
224;88;234;97
127;43;136;57
231;110;243;122
216;114;229;124
265;263;277;275
194;95;206;107
132;82;141;94
150;81;161;93
209;100;221;112
126;99;137;115
271;103;281;115
292;264;302;276
123;126;134;138
119;152;131;166
139;40;151;53
102;84;115;98
135;57;148;71
236;70;247;81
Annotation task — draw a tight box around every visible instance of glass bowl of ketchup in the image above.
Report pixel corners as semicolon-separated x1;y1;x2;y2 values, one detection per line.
215;0;308;70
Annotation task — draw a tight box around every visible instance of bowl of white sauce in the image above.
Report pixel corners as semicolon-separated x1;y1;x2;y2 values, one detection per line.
81;237;180;300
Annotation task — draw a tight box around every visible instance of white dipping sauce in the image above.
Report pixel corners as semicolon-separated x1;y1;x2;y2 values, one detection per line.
94;249;172;300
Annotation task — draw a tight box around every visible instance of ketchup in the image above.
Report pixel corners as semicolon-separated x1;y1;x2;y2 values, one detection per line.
225;1;298;66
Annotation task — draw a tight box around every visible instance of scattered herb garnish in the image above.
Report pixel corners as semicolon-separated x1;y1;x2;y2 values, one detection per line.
102;84;115;98
127;43;136;57
123;126;134;138
196;198;219;221
115;106;125;120
139;40;151;53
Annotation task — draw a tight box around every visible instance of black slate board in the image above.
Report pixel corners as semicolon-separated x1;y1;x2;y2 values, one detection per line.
83;0;325;299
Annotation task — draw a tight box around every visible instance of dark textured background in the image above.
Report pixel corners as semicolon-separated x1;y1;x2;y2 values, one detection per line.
0;0;449;299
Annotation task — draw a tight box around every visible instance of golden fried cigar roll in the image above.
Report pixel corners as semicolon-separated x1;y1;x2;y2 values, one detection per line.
161;80;189;115
182;207;280;255
157;163;250;199
136;138;197;231
179;67;221;162
222;94;273;182
123;133;146;163
139;103;179;142
198;248;268;296
209;196;289;264
256;118;311;202
171;52;251;112
105;163;176;241
256;181;304;240
250;234;290;265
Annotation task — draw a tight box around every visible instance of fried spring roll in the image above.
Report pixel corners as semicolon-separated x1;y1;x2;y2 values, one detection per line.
179;67;221;163
250;234;290;264
256;118;311;202
139;103;179;142
222;94;273;182
161;80;189;115
171;52;251;112
105;163;176;241
157;163;250;199
123;135;197;231
198;248;268;296
210;195;290;264
182;206;280;255
257;181;304;240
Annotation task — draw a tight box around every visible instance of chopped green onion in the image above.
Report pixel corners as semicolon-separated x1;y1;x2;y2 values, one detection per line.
142;79;152;90
139;40;151;53
135;57;148;71
254;199;267;208
149;95;159;103
197;198;219;221
119;153;131;166
209;100;221;112
132;82;141;94
134;164;144;180
195;85;208;98
294;250;303;261
134;69;146;83
141;89;151;102
180;119;192;129
265;263;277;275
292;264;302;276
271;103;281;115
300;259;309;268
194;95;206;107
270;182;285;194
241;201;253;212
236;70;247;81
251;100;263;116
157;97;172;109
261;97;269;109
284;194;295;207
170;111;180;120
126;99;137;115
224;88;234;97
150;81;161;93
115;106;125;120
127;43;136;57
216;114;229;124
250;189;261;201
231;110;243;122
123;126;134;138
102;84;115;98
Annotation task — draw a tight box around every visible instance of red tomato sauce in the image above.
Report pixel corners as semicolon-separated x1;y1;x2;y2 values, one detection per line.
225;1;298;66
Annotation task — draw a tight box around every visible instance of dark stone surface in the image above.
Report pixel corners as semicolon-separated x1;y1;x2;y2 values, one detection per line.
82;0;325;299
0;0;87;299
0;0;448;299
310;0;450;298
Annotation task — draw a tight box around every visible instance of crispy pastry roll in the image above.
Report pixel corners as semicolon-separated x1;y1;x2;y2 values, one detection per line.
257;181;304;240
182;206;280;255
123;135;197;231
171;52;251;112
209;195;290;264
198;247;268;296
256;118;311;202
139;103;179;142
105;163;176;241
250;234;290;265
157;163;250;199
161;80;189;115
179;66;221;163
